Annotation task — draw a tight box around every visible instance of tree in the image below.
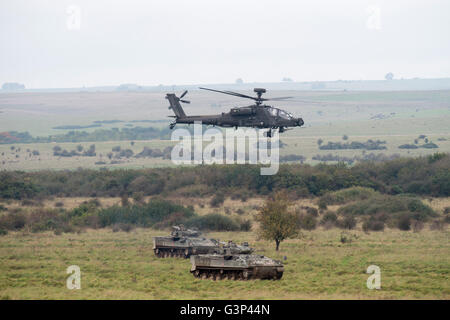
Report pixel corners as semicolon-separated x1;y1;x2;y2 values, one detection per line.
385;72;394;80
256;192;298;251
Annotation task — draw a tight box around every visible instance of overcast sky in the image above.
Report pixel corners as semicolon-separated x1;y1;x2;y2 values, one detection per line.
1;0;449;88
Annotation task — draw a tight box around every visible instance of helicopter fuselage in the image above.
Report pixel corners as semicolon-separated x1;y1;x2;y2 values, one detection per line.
174;105;303;130
166;89;304;134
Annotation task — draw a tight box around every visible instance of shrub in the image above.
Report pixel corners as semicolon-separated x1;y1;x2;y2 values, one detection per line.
306;207;318;217
132;192;145;204
121;194;129;207
444;215;450;224
27;209;68;233
185;213;240;231
338;216;357;230
21;199;42;207
0;211;27;230
340;231;356;243
210;194;225;208
397;213;411;231
318;199;328;210
112;223;134;233
337;195;436;224
319;187;377;206
430;219;445;231
320;212;338;226
298;213;317;230
412;220;424;232
97;198;195;228
239;219;252;231
362;219;385;232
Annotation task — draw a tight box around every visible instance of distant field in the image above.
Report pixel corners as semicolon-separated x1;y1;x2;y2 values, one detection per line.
1;132;449;170
0;227;448;300
1;90;449;170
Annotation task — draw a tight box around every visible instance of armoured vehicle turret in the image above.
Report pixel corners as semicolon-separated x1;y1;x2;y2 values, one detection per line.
153;225;253;258
190;254;284;280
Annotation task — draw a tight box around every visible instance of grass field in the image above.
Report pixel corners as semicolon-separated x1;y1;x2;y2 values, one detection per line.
1;90;450;170
0;227;448;300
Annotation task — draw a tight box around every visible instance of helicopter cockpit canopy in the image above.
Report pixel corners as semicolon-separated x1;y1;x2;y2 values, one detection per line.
267;107;294;119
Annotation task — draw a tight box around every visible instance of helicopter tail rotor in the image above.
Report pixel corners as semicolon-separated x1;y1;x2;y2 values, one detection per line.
166;91;188;119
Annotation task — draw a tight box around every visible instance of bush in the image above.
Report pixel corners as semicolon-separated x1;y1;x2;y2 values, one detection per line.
210;194;225;208
318;199;327;210
319;187;377;206
121;194;129;207
362;219;385;232
239;219;252;231
0;211;27;230
320;212;338;226
132;192;145;204
306;207;318;217
298;213;317;230
112;223;134;233
337;195;436;224
444;215;450;224
412;220;424;232
27;209;69;233
185;213;240;231
397;213;411;231
97;198;195;228
338;216;357;230
430;219;445;231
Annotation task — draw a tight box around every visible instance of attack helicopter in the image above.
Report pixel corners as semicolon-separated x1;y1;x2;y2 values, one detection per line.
166;87;304;137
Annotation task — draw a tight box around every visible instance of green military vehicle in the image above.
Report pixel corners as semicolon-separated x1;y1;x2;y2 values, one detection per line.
153;225;253;258
190;254;284;280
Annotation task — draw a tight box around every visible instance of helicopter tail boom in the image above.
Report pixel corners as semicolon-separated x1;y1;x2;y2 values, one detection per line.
166;93;187;119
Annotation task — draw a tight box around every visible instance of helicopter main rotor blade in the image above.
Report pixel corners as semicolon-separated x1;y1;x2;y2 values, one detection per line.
280;99;323;104
261;96;294;101
179;90;188;99
199;87;258;101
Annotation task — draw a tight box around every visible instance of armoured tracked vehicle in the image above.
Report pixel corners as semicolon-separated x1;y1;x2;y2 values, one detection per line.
153;226;253;258
190;254;284;280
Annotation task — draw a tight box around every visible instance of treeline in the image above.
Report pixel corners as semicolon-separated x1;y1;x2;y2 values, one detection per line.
312;153;400;164
319;139;387;150
0;198;251;235
0;153;449;200
0;126;174;144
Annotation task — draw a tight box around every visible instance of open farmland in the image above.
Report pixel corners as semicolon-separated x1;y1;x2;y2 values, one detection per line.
1;90;450;170
0;226;448;300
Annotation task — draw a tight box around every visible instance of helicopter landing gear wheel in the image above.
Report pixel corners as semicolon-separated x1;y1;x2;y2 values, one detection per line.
264;129;273;138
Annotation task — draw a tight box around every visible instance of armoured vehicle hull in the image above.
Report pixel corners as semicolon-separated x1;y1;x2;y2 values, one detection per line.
153;226;253;258
153;236;219;258
190;254;284;280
